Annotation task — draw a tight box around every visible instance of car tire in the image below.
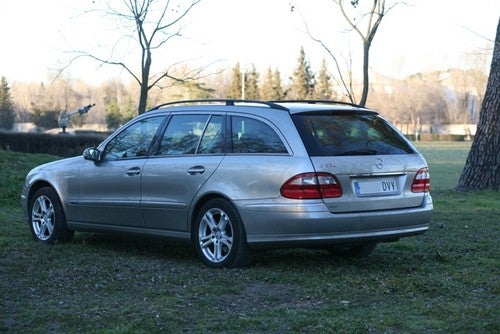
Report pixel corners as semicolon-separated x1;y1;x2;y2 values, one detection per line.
326;242;377;258
29;187;74;244
193;198;253;268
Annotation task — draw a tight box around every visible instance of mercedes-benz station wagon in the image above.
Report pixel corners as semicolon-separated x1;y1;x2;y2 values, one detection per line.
22;100;432;268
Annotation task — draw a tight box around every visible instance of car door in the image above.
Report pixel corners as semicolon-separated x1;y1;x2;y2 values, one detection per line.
77;116;165;227
141;113;225;231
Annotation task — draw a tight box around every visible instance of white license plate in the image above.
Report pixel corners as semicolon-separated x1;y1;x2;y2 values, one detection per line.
353;177;399;196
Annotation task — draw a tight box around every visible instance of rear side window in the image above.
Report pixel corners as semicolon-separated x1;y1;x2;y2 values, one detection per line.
231;116;287;154
293;113;415;156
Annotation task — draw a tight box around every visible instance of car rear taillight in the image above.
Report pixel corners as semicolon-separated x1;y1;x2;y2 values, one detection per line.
411;168;431;193
280;172;342;199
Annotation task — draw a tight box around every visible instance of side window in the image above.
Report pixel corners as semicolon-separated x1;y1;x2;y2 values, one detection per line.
232;116;287;154
158;114;209;155
198;115;223;154
102;116;164;161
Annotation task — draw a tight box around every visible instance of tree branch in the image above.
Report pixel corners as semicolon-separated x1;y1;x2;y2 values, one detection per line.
294;5;356;102
65;51;142;85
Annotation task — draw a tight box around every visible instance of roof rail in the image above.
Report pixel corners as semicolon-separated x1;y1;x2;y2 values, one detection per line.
271;99;365;109
149;99;289;111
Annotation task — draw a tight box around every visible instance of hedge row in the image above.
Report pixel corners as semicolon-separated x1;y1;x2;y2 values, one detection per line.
0;131;471;158
0;131;108;157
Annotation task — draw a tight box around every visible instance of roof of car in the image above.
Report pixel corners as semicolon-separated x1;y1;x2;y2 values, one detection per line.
147;99;377;115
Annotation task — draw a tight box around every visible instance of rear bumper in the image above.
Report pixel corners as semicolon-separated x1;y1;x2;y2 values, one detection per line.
246;224;429;249
238;194;433;249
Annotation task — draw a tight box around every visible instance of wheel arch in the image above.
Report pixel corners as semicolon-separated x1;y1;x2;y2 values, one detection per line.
28;181;55;204
27;181;65;216
190;193;253;268
189;193;236;237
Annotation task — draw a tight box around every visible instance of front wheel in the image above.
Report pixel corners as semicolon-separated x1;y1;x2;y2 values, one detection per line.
193;199;253;268
29;187;74;244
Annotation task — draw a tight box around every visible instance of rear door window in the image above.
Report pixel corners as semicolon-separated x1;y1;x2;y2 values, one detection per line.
293;113;416;156
231;116;287;154
157;114;224;155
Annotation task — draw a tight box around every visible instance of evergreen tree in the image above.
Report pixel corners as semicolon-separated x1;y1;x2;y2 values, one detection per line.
227;62;243;99
260;68;275;100
272;69;284;100
289;47;315;99
261;68;284;100
314;59;334;100
184;81;214;99
30;102;60;132
121;98;136;124
105;98;122;130
245;64;260;100
0;76;15;130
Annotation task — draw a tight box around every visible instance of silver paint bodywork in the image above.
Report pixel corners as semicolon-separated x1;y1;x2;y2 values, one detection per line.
22;103;432;248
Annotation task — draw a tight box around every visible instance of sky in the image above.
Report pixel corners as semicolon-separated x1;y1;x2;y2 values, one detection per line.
0;0;498;84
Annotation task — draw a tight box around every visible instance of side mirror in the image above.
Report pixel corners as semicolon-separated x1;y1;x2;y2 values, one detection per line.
83;147;102;162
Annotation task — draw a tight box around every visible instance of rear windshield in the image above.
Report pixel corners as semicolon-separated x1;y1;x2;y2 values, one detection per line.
293;112;416;156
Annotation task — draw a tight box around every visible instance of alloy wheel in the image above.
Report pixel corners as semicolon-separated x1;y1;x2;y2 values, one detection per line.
31;195;55;241
198;207;233;263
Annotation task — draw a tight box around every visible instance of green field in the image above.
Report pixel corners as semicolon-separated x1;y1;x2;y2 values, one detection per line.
415;141;472;190
0;143;498;333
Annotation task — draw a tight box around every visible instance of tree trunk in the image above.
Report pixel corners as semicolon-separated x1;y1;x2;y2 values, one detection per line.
138;84;148;115
138;50;152;115
359;42;370;107
455;18;500;192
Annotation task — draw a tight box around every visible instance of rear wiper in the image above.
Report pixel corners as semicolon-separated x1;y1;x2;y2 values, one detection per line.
336;149;378;156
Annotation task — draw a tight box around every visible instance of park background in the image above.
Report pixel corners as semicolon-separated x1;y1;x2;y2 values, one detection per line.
0;0;498;138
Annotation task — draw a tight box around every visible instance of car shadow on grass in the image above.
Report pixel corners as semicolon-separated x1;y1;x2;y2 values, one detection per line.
70;232;199;265
65;232;437;274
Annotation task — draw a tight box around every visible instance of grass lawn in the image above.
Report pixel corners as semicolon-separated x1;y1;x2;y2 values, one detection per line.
415;141;472;191
0;143;498;333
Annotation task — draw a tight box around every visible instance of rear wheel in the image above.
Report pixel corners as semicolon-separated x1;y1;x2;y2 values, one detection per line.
193;198;253;268
29;187;74;244
326;242;377;258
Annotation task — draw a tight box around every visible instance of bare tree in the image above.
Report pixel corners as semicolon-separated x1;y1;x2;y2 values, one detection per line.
291;5;355;103
456;18;500;192
293;0;398;106
63;0;202;115
447;69;487;124
335;0;398;106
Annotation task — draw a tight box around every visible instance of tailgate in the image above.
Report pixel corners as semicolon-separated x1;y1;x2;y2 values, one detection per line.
311;154;428;213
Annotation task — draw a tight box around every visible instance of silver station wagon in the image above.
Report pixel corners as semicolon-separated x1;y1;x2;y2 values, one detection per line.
22;100;433;268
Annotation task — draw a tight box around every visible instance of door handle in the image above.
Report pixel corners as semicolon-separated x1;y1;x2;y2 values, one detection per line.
126;167;141;176
187;166;205;175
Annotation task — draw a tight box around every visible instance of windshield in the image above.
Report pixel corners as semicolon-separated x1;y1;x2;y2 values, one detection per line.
293;112;416;156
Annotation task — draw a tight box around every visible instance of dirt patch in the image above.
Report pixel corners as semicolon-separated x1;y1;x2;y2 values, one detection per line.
216;282;324;313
